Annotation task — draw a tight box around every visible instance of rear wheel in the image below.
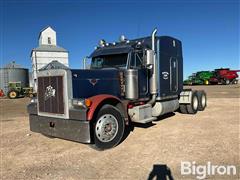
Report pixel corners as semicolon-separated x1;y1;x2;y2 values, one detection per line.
224;79;230;85
232;79;238;84
7;90;18;99
186;91;199;114
197;91;207;111
93;105;125;150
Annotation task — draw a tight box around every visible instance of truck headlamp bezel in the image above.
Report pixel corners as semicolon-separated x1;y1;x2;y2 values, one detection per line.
72;99;86;108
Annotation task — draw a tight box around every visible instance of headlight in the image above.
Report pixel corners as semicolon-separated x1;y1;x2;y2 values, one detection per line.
72;98;92;108
72;99;85;107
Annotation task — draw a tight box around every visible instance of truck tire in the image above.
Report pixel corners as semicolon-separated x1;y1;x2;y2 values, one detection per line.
224;79;230;85
93;105;125;150
197;91;207;111
232;79;238;84
186;91;199;114
7;90;18;99
179;104;188;114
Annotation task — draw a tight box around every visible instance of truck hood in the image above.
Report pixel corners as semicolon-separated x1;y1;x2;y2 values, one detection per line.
71;69;122;99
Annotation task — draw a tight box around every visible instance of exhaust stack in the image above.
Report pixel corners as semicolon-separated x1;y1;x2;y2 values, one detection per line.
148;28;158;105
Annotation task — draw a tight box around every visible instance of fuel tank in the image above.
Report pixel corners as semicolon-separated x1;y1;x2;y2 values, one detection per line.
125;69;138;100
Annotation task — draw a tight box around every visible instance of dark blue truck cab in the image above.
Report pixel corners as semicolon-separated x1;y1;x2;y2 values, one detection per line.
28;28;207;149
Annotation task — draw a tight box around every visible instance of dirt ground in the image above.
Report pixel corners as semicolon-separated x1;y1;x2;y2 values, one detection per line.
1;84;239;180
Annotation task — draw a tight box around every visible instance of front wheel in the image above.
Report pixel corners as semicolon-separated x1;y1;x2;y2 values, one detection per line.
93;105;125;150
204;80;209;85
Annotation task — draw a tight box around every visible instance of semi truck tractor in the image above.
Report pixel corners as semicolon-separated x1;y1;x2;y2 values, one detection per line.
28;28;207;149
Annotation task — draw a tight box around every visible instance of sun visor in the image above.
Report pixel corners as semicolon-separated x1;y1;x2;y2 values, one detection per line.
89;46;132;58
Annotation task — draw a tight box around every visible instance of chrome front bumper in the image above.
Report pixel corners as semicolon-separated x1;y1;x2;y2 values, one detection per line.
27;103;91;143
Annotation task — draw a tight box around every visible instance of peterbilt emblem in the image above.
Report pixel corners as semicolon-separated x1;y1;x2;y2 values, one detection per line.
88;79;99;86
162;72;169;80
44;85;56;100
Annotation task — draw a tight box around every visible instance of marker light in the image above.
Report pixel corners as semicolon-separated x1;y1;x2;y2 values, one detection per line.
85;99;92;107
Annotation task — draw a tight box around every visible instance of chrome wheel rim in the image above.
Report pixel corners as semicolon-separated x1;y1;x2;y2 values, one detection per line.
95;114;118;142
193;96;198;110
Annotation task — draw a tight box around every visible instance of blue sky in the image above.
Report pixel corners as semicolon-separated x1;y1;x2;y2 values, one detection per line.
1;0;239;78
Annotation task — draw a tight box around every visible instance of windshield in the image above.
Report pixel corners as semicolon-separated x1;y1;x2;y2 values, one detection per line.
91;53;128;69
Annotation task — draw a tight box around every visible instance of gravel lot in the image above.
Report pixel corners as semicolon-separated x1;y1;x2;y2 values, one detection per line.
1;84;239;179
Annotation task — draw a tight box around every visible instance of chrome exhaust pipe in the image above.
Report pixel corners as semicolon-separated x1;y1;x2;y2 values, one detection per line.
148;28;158;105
152;28;157;52
83;57;87;69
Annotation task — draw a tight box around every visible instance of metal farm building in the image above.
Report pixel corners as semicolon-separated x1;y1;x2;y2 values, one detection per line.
0;62;29;94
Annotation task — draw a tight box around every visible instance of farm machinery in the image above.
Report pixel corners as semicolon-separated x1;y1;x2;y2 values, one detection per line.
184;68;239;85
209;68;240;85
184;71;213;85
7;82;33;99
0;89;4;97
183;75;195;85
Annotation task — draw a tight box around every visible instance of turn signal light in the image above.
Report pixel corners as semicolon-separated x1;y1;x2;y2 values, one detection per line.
85;99;92;107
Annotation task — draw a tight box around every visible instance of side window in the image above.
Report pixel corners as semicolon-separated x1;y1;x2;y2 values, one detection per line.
130;51;143;68
135;52;143;68
48;37;51;44
130;53;135;68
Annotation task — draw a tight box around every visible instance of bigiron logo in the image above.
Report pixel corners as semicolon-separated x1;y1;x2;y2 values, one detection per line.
181;161;237;179
44;85;56;100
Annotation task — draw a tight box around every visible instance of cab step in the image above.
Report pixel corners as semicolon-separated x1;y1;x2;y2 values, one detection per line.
132;117;157;124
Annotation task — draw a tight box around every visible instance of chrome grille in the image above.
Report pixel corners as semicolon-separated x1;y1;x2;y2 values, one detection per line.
38;76;64;114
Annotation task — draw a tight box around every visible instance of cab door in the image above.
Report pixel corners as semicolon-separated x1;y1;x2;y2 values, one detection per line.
129;51;149;98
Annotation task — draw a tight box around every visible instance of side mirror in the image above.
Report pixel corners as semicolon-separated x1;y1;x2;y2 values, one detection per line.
145;49;154;69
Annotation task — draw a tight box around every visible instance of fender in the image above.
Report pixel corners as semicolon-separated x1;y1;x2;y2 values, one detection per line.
87;94;123;121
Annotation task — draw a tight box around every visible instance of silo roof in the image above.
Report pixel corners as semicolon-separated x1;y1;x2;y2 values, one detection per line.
32;45;68;52
40;60;69;71
0;61;29;69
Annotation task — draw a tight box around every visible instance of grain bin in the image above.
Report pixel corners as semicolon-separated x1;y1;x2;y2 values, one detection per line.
0;61;29;94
